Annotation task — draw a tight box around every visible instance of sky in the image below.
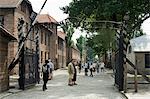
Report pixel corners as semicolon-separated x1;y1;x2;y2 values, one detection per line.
29;0;85;43
29;0;150;43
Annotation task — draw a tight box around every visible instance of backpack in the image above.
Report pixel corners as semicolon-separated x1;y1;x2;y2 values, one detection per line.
42;64;48;73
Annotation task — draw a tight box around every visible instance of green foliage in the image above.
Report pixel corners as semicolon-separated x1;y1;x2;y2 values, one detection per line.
87;29;116;57
76;35;86;58
60;21;75;47
63;0;150;35
62;0;149;57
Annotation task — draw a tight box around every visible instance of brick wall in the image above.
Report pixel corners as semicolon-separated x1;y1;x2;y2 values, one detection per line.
66;47;80;65
49;25;58;69
7;1;32;75
0;9;16;74
0;35;9;92
58;38;66;68
39;26;51;66
71;47;80;61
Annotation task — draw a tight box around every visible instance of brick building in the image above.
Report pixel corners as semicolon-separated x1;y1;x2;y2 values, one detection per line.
72;47;80;61
66;46;81;64
57;31;66;68
0;0;34;74
0;26;16;92
36;14;59;69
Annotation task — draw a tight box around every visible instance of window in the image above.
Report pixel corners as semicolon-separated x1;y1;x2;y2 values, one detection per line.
49;24;53;29
45;32;47;45
48;52;50;58
58;38;63;50
41;29;43;44
45;52;47;60
21;3;26;13
41;51;43;63
0;16;4;26
145;54;150;68
48;34;50;46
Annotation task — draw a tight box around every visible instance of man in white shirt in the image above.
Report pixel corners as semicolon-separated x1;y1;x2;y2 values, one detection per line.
84;62;88;76
48;59;54;80
100;61;105;72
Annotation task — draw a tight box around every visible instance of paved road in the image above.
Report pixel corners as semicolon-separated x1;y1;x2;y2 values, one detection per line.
2;69;125;99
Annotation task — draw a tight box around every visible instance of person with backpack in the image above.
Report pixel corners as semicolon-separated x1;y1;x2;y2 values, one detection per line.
48;59;54;80
42;60;50;91
89;63;94;77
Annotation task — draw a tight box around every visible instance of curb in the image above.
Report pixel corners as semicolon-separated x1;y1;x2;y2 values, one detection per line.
0;93;12;99
0;89;23;99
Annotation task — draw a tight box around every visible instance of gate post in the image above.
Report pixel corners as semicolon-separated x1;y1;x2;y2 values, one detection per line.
35;26;40;83
17;18;25;90
123;13;130;93
115;28;124;91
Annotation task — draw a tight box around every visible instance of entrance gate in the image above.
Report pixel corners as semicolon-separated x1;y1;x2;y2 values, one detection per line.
17;18;39;90
24;49;38;86
18;44;39;90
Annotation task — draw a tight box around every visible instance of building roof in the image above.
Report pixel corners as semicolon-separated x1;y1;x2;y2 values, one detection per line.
0;0;31;8
37;14;58;24
0;26;17;40
130;35;150;52
57;31;66;40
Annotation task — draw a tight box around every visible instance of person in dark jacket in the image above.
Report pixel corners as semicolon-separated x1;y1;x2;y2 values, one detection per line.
42;60;50;91
78;61;82;73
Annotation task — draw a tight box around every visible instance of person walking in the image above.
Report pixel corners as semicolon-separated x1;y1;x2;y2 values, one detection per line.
89;63;94;77
100;61;105;72
84;62;88;76
68;59;75;86
72;60;77;85
48;59;54;80
96;61;100;73
78;61;82;73
42;60;50;91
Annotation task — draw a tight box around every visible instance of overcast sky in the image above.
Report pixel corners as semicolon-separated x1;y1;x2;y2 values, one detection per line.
29;0;85;43
29;0;150;41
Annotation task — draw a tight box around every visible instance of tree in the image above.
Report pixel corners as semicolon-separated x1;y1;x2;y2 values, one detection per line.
76;35;86;61
62;0;150;37
60;21;75;63
86;29;116;61
60;21;75;47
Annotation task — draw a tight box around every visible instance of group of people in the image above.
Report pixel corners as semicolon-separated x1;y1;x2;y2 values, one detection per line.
67;59;78;86
42;58;105;89
67;59;105;86
84;61;105;77
42;59;54;91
